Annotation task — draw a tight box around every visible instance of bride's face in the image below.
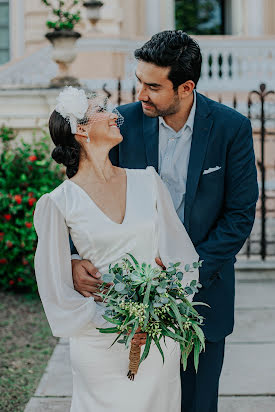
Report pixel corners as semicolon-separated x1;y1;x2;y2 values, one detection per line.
84;104;123;146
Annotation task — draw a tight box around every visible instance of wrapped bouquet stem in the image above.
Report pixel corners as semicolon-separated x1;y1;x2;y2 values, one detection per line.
128;341;141;380
97;254;207;380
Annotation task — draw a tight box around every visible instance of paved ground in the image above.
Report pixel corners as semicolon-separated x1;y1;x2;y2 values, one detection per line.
25;264;275;411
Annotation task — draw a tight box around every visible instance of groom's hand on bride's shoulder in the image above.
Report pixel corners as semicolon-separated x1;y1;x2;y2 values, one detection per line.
72;259;110;301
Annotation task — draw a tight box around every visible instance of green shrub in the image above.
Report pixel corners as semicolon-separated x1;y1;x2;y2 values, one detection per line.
0;126;64;295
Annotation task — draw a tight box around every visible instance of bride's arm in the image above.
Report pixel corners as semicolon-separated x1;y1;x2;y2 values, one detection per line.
34;194;108;337
147;167;199;296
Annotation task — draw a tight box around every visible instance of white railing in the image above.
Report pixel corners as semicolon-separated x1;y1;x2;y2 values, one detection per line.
0;36;275;92
196;36;275;92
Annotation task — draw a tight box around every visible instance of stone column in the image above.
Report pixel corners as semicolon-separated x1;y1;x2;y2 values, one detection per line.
9;0;25;60
145;0;161;36
244;0;265;36
228;0;244;35
160;0;175;31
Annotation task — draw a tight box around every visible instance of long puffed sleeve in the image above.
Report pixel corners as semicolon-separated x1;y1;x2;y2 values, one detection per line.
148;167;199;294
33;193;108;337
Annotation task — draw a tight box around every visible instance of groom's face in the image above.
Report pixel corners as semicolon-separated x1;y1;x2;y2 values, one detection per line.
135;61;180;118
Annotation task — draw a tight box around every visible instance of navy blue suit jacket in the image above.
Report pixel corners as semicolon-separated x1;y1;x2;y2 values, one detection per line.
108;92;258;342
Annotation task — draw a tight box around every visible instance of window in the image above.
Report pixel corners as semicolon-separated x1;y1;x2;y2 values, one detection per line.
175;0;225;35
0;1;9;65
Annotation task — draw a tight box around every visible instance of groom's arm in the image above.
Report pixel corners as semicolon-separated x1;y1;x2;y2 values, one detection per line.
196;117;258;288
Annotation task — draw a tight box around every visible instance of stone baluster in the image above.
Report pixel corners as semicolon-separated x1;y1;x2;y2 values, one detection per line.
211;49;219;82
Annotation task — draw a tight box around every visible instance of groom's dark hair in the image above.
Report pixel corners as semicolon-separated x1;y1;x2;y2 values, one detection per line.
134;30;202;89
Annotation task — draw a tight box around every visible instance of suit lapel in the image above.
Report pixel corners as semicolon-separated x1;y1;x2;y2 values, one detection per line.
184;93;213;232
143;114;159;171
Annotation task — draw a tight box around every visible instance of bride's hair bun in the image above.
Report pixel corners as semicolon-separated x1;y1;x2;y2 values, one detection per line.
51;145;65;164
49;110;81;178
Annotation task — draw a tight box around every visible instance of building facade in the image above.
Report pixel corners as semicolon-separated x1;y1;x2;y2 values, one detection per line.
0;0;275;91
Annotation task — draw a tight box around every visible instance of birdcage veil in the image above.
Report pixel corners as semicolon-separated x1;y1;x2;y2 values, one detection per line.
54;86;124;134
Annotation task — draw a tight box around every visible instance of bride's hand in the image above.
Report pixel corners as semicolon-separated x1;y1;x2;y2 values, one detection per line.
72;259;111;301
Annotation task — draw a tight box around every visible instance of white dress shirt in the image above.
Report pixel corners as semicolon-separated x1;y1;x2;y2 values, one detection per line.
158;91;196;223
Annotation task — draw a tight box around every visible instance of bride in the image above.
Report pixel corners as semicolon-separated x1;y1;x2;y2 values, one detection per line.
34;87;199;412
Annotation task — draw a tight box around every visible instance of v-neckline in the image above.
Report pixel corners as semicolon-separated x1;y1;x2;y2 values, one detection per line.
66;169;129;226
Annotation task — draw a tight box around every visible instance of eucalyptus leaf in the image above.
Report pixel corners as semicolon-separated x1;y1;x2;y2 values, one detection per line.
184;286;194;295
156;286;166;294
193;338;201;372
127;253;140;268
130;273;141;282
139;335;152;364
102;273;114;283
125;320;139;348
192;324;205;349
153;302;163;308
153;337;164;364
176;272;183;281
184;264;190;272
102;315;122;325
115;282;126;292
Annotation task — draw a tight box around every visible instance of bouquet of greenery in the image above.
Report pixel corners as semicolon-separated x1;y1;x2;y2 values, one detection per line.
97;254;206;380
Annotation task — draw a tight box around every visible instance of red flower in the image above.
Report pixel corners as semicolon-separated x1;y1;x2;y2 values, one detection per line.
9;279;15;285
14;195;22;204
17;277;23;282
28;165;33;171
0;258;7;264
28;192;34;198
25;222;32;228
6;240;13;248
22;258;28;266
28;155;37;162
0;232;4;241
28;198;36;207
4;214;12;221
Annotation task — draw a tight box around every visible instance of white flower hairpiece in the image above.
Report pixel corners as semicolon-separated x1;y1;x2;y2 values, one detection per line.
55;86;89;134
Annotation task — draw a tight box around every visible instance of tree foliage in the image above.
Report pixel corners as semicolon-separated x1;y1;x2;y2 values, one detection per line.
175;0;223;35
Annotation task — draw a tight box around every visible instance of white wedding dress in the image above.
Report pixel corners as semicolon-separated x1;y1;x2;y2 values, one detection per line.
34;166;199;412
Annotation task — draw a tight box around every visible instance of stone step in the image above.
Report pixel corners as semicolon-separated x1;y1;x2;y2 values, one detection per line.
24;397;71;412
235;279;275;309
220;343;275;395
33;339;275;398
218;396;275;412
25;396;275;412
34;343;72;397
228;308;275;343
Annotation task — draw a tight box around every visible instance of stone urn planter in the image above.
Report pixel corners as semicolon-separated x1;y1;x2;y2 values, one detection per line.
45;30;81;88
83;1;104;31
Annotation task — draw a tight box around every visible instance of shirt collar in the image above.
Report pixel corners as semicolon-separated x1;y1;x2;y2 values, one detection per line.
159;90;197;134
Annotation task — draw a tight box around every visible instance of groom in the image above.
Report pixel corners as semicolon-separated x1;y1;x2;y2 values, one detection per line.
71;31;258;411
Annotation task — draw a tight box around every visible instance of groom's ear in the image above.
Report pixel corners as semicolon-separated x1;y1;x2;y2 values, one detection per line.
178;80;195;99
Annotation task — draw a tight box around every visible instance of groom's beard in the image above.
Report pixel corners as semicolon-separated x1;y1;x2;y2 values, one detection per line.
141;94;180;118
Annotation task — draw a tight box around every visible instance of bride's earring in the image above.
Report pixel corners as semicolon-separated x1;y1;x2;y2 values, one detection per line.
85;132;90;143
